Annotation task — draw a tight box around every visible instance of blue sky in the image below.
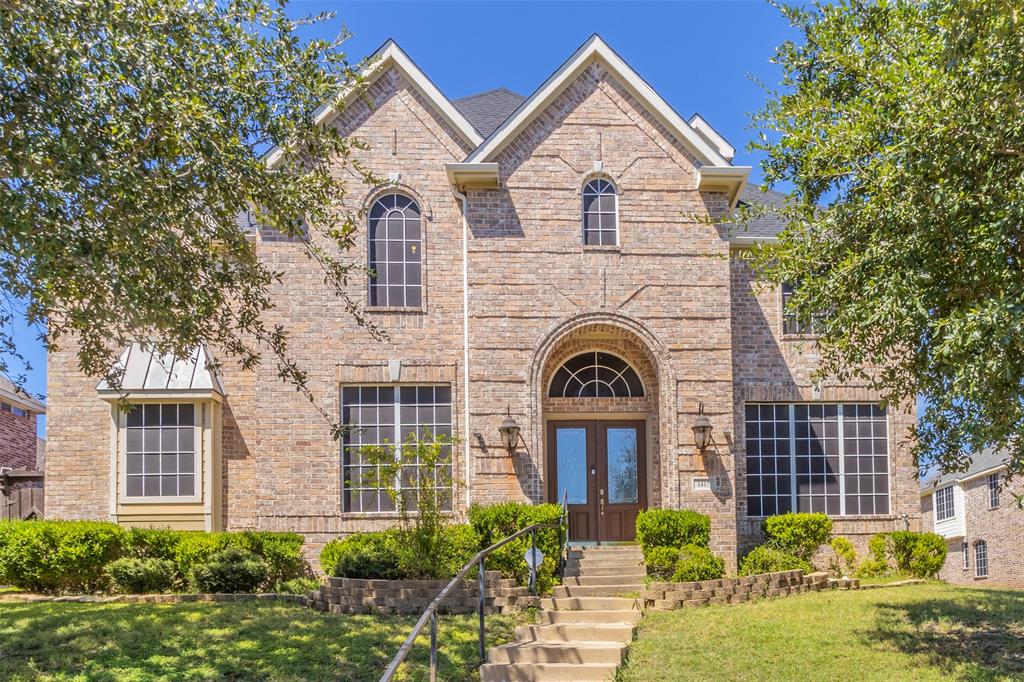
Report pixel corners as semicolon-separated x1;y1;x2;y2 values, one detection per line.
9;1;796;437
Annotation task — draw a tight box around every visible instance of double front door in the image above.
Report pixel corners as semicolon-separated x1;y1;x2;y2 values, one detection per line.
547;420;647;542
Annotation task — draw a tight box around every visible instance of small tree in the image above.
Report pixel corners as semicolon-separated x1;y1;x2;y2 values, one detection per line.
358;431;458;579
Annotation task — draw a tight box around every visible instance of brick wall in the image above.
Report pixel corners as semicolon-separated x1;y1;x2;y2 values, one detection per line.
0;409;37;470
929;471;1024;588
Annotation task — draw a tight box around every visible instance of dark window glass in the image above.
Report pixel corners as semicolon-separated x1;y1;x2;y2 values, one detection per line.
782;282;827;335
988;473;1000;508
582;179;617;246
935;485;955;521
548;351;644;398
368;194;422;307
745;403;889;517
341;385;453;513
974;541;988;577
124;403;197;498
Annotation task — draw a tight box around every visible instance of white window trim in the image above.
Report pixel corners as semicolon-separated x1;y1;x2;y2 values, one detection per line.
580;177;620;247
962;541;969;570
935;484;956;522
118;402;203;504
974;541;988;578
988;472;1000;509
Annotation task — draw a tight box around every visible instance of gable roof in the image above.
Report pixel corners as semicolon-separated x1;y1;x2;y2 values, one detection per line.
453;88;526;137
0;375;45;413
729;185;790;244
920;448;1010;491
465;35;735;167
264;39;482;167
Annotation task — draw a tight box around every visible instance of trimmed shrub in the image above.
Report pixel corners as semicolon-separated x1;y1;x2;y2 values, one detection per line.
124;527;182;560
645;546;680;581
762;513;832;561
435;524;481;578
172;531;304;586
276;576;321;594
0;520;127;593
469;502;562;593
106;557;176;593
672;544;725;582
191;548;268;593
635;509;711;555
321;530;403;578
856;531;947;579
829;536;857;575
738;545;813;576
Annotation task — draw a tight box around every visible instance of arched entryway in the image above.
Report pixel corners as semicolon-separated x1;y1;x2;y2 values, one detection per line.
531;315;665;543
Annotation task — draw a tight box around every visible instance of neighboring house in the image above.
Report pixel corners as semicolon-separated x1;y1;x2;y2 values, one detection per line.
0;375;46;472
921;449;1023;588
44;36;920;566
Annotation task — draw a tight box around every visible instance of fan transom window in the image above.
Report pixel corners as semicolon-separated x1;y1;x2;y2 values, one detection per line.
549;352;644;398
368;193;422;307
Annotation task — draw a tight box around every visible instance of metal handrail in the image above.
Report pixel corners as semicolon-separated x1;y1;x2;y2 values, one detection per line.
380;492;570;682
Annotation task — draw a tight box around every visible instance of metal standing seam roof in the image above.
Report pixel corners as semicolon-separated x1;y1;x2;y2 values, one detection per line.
920;447;1011;491
96;343;224;394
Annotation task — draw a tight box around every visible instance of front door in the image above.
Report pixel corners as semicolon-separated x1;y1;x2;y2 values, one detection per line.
547;420;647;542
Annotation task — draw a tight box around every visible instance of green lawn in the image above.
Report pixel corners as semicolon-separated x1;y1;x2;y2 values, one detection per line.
619;582;1024;681
0;600;529;681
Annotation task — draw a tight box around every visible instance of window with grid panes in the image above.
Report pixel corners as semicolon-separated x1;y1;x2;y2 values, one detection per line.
582;179;617;246
781;282;827;335
744;403;889;517
935;485;955;521
988;472;1000;508
341;385;452;513
124;404;197;498
368;194;422;307
974;540;988;577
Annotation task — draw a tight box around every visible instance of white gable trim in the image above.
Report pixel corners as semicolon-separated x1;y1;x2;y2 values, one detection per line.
465;35;732;167
264;40;482;168
689;113;736;162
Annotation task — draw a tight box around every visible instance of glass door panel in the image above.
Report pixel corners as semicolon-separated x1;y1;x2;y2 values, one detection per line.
555;427;588;504
606;427;638;504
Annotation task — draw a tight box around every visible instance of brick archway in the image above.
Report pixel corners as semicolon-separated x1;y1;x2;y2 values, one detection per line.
527;312;673;510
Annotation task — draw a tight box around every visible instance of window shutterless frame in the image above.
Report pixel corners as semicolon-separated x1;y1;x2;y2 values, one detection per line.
367;193;424;308
934;485;955;521
988;472;1000;509
974;540;988;578
581;178;618;246
118;402;203;504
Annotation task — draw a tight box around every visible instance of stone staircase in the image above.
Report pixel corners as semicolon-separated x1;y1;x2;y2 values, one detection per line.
480;545;644;682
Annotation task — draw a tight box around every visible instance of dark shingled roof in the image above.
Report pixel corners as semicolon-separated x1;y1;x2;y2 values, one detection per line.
920;448;1010;491
731;185;789;241
453;88;526;137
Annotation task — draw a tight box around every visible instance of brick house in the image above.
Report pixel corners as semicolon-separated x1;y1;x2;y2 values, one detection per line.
921;449;1023;588
44;36;920;567
0;375;45;472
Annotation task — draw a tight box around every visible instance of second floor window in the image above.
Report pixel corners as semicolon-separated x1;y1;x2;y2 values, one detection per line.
935;485;955;521
988;472;1000;508
582;178;618;246
782;282;826;335
368;194;422;308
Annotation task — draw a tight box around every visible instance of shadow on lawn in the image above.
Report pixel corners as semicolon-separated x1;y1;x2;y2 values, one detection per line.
863;587;1024;680
0;601;515;681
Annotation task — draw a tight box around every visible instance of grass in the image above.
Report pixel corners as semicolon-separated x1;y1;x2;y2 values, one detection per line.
0;600;531;681
858;573;921;585
618;582;1024;681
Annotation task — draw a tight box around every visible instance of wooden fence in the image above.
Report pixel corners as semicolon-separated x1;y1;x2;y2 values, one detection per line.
0;470;45;520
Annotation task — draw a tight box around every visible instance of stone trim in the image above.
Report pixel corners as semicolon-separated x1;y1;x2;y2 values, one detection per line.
644;570;860;610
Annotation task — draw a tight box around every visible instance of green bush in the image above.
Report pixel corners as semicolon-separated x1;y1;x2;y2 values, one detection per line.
469;502;563;593
672;544;726;582
0;520;127;593
436;524;481;578
856;531;947;579
321;530;403;578
105;557;176;593
635;509;711;555
191;548;268;593
645;546;680;581
124;527;182;560
738;545;813;577
276;576;321;594
829;536;857;574
762;513;833;560
172;531;304;586
338;546;404;580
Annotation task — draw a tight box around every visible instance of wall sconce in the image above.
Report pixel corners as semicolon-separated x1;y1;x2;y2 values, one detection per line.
498;406;521;455
692;402;714;453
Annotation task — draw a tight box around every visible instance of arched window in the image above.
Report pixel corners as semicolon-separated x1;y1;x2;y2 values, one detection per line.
549;351;644;398
368;193;422;307
974;540;988;578
582;178;618;246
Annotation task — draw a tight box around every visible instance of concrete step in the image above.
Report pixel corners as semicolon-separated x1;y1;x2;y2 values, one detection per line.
564;574;646;586
565;564;646;578
566;557;643;570
479;662;619;681
541;596;642;612
516;623;636;644
541;609;643;625
488;641;628;665
568;544;641;554
552;584;644;598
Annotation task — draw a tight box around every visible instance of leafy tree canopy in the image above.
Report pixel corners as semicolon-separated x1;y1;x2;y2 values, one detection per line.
743;0;1024;477
1;0;378;429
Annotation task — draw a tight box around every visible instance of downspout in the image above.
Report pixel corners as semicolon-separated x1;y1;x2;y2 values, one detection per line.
452;186;472;511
